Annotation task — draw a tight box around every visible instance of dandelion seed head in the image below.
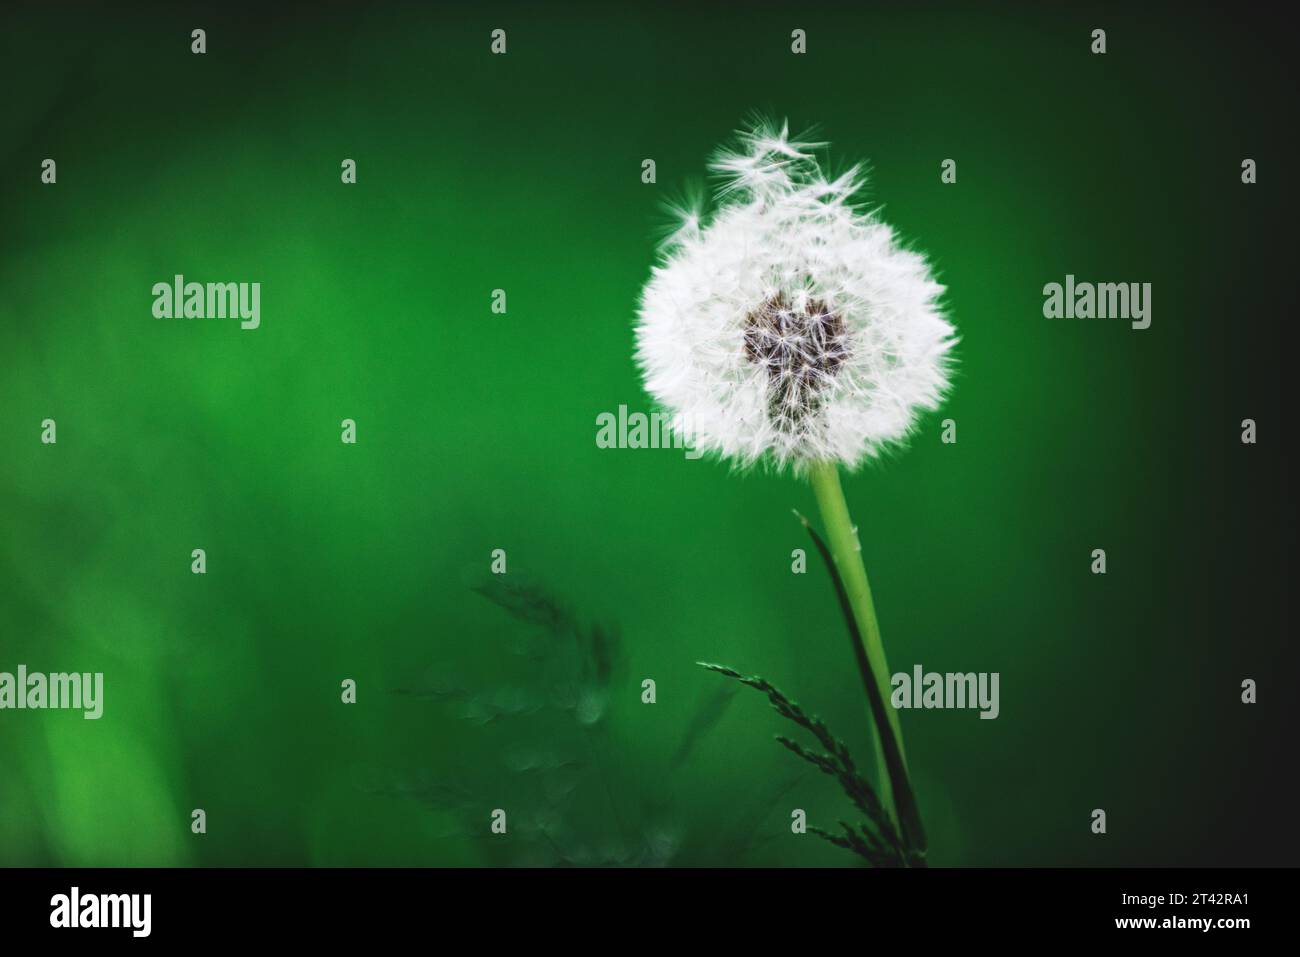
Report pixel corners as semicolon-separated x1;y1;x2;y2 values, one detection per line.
636;119;957;473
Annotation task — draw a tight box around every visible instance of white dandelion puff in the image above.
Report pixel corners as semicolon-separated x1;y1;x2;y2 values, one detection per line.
635;119;957;473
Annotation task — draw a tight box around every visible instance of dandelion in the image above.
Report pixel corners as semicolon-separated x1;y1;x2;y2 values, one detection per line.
637;119;955;473
636;119;956;853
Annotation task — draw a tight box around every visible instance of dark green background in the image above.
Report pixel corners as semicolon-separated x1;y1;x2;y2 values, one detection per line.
1;1;1293;866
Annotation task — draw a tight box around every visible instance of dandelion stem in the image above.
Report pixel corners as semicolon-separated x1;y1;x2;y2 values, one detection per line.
807;460;924;853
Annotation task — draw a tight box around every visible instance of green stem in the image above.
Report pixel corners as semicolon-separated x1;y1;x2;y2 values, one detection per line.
807;459;923;853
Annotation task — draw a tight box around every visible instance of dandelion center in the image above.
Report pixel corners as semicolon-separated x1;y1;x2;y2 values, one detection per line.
743;291;849;433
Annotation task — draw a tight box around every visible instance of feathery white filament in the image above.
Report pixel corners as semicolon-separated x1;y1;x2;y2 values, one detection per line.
635;120;956;473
